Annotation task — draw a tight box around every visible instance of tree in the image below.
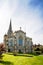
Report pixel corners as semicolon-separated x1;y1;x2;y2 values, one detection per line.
0;43;5;61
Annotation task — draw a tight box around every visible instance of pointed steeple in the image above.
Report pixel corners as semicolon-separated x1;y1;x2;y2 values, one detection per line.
9;19;12;32
7;19;13;35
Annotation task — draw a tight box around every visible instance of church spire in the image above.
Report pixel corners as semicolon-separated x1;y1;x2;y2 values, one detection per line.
7;19;12;35
9;19;12;32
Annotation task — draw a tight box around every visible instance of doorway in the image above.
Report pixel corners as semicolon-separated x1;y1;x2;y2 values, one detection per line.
19;49;22;53
8;49;10;52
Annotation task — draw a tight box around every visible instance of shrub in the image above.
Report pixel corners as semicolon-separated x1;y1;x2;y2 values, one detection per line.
36;51;41;55
34;48;42;55
13;50;17;56
40;48;43;53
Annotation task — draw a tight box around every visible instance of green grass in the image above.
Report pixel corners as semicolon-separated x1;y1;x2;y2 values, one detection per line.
0;53;43;65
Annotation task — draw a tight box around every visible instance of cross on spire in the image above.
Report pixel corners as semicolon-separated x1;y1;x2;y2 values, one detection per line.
20;27;21;30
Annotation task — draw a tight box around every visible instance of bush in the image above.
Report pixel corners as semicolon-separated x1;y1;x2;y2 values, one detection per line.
36;51;41;55
34;48;42;55
13;52;17;56
40;48;43;53
14;53;17;56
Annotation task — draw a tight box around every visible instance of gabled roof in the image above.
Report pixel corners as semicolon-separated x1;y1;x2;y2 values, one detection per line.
14;30;26;34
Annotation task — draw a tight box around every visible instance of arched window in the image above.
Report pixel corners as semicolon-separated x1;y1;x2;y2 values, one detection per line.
19;36;23;46
8;38;14;46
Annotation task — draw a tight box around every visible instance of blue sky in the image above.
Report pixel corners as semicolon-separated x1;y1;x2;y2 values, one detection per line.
0;0;43;45
30;0;43;17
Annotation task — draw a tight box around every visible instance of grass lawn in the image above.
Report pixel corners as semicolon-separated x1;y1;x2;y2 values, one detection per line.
0;53;43;65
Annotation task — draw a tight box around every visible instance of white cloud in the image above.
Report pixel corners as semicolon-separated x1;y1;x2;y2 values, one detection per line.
0;0;43;45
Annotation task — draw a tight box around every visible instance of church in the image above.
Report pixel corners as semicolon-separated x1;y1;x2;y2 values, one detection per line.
4;20;33;53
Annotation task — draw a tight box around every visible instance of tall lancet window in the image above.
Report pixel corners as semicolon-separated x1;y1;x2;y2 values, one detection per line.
19;36;23;46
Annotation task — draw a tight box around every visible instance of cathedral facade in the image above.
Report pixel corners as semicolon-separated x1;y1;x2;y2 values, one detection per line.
4;20;33;53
